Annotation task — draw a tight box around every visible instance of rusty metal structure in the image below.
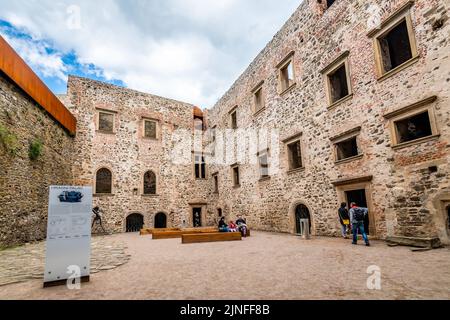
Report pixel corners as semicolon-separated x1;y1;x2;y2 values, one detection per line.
0;35;76;135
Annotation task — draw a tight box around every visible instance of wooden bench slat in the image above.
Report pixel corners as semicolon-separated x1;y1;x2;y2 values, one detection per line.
182;232;242;244
152;228;219;240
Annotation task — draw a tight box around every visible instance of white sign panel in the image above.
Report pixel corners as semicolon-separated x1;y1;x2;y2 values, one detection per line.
44;186;92;285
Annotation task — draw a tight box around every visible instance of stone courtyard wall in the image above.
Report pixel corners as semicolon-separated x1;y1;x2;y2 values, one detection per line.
0;73;74;247
206;0;450;242
64;76;212;232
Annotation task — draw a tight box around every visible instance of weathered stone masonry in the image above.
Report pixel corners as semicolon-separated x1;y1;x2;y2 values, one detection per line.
1;0;449;246
207;0;450;243
0;73;74;246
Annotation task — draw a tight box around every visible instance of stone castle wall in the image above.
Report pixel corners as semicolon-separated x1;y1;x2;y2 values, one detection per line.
206;0;450;242
0;73;74;247
64;76;212;232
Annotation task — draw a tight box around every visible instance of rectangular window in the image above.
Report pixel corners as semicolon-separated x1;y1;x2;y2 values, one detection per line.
252;83;265;114
232;166;240;187
394;111;433;144
144;119;157;139
213;174;219;193
321;51;352;107
230;110;238;129
336;137;359;161
379;20;412;73
328;64;349;103
98;111;114;133
258;151;270;178
288;140;303;170
384;96;439;148
369;3;418;79
280;60;295;92
195;154;206;179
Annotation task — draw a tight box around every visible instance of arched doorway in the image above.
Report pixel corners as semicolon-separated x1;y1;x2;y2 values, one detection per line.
155;212;167;229
126;213;144;233
295;204;311;234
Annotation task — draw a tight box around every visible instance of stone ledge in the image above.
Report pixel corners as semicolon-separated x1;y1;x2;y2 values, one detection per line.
386;236;442;249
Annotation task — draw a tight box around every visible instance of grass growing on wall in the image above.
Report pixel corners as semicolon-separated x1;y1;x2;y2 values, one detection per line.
0;123;19;156
29;139;43;160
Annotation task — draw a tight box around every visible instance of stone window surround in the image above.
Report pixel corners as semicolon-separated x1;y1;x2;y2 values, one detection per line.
251;80;266;116
93;166;114;196
383;96;440;150
141;117;160;141
193;152;208;180
231;163;241;188
257;148;271;181
368;1;419;81
282;132;305;174
96;108;117;134
320;50;353;109
212;172;219;194
330;126;363;164
141;169;159;197
276;51;296;95
229;106;238;129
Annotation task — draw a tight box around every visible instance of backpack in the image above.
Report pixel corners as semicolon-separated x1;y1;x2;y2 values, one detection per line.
353;208;366;222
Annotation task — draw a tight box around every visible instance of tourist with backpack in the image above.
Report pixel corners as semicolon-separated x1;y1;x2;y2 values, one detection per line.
349;202;370;246
338;203;350;239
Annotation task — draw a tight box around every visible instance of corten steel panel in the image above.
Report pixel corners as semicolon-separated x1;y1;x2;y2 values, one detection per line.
0;35;76;135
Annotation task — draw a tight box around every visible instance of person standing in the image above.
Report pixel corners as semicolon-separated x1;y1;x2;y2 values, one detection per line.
338;203;350;239
349;202;370;246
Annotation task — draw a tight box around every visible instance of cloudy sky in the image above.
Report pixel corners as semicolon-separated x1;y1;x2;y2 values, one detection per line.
0;0;301;108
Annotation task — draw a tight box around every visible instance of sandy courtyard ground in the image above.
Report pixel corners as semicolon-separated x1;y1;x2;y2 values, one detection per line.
0;231;449;300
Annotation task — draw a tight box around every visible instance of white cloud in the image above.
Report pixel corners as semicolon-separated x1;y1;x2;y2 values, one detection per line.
0;32;68;81
0;0;301;107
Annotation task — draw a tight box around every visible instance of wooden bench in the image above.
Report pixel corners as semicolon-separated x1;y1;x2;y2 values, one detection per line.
152;227;218;240
182;232;242;244
140;228;180;236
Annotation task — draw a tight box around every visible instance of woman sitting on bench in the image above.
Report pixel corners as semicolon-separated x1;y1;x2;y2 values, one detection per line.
218;217;229;233
228;221;238;232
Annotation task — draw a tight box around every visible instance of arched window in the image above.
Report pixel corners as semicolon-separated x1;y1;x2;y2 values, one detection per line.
143;171;157;195
96;168;112;194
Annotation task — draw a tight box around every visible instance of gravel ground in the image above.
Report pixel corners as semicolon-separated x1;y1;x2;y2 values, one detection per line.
0;231;449;300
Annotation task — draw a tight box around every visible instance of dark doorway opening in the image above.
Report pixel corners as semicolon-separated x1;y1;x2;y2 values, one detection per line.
193;208;202;227
295;204;311;234
218;208;223;218
346;189;370;235
155;212;167;229
126;213;144;233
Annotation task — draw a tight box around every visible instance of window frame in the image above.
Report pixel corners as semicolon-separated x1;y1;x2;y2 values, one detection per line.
231;164;241;188
276;51;296;95
229;107;238;129
283;133;305;173
321;51;353;108
330;127;363;164
212;173;219;194
142;118;160;140
368;2;419;81
257;149;270;180
384;96;440;149
193;153;207;180
251;81;265;115
142;170;158;196
96;109;117;134
94;167;113;195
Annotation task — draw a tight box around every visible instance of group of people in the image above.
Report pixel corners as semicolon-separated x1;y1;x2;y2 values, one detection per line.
338;202;371;247
218;215;249;237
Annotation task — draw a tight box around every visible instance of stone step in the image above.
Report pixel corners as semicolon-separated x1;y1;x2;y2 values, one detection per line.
386;236;442;249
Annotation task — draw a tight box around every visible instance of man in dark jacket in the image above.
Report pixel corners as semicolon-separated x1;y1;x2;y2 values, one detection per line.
349;202;370;246
338;203;350;239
